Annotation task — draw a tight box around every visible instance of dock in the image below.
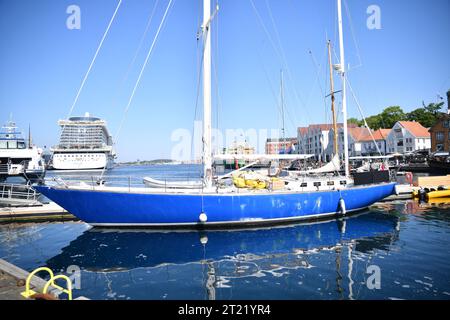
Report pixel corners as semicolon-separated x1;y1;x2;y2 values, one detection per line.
0;258;88;300
0;202;76;223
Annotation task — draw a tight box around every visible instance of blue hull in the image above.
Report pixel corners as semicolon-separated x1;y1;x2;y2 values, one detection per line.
34;182;396;227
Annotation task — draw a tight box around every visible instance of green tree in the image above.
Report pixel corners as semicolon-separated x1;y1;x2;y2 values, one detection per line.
406;101;445;127
423;101;444;115
365;114;383;130
379;106;406;128
347;117;362;126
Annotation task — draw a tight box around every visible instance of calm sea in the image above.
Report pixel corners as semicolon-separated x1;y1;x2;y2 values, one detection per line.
0;165;449;300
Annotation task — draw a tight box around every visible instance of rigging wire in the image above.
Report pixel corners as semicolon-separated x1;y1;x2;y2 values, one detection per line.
57;0;122;150
249;0;309;128
99;0;175;180
114;0;175;141
212;0;222;155
190;18;207;164
342;0;363;71
345;76;382;156
263;0;304;128
65;0;122;120
109;0;161;112
308;48;330;124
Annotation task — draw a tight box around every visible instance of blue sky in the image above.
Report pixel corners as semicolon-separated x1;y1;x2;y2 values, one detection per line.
0;0;449;161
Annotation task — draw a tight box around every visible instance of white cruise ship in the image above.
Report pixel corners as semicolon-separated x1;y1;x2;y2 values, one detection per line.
50;113;116;170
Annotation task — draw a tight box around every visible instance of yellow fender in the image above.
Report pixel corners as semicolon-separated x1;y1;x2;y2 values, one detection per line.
233;177;246;188
425;189;450;200
245;180;258;188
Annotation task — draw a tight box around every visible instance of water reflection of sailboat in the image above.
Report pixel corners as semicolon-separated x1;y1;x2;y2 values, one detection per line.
44;212;399;299
46;212;398;272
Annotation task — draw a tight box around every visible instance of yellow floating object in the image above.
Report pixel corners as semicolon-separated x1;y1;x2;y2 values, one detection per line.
245;179;258;188
412;190;419;198
233;177;246;188
425;189;450;200
255;181;266;189
426;197;450;204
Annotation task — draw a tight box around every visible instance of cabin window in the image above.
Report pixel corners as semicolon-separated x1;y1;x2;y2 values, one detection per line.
340;180;347;185
0;141;7;149
327;181;334;186
17;142;26;149
300;182;307;187
313;182;321;187
7;141;17;149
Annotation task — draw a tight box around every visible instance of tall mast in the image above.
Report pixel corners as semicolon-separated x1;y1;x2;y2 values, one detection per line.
280;69;285;144
337;0;349;177
327;41;338;157
203;0;212;188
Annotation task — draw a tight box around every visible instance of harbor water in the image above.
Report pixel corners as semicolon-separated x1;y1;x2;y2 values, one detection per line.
0;165;449;300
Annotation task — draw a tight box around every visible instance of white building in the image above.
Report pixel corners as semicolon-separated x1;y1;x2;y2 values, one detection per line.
359;129;391;155
297;123;360;161
326;126;371;159
385;121;430;154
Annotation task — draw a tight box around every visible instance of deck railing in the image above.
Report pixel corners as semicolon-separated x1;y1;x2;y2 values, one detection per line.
0;183;39;202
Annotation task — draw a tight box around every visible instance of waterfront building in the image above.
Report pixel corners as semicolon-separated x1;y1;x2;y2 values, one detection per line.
429;91;450;153
265;137;297;154
385;121;430;154
358;129;391;156
297;123;359;161
224;140;255;155
325;126;390;159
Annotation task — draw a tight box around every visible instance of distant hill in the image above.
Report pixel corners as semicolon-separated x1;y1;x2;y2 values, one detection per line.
118;159;177;166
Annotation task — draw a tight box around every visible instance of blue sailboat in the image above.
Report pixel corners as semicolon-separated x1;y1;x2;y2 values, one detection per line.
35;0;395;228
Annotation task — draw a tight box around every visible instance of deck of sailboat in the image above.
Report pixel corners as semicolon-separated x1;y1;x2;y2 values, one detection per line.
38;180;394;196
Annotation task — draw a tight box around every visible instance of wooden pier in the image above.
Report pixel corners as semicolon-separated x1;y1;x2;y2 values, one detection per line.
0;258;88;300
0;202;76;223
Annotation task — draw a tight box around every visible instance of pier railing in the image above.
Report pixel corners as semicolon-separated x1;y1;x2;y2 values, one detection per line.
0;183;39;204
0;164;10;175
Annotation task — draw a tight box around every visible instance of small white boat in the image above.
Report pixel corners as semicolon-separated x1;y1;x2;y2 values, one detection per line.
143;176;204;189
